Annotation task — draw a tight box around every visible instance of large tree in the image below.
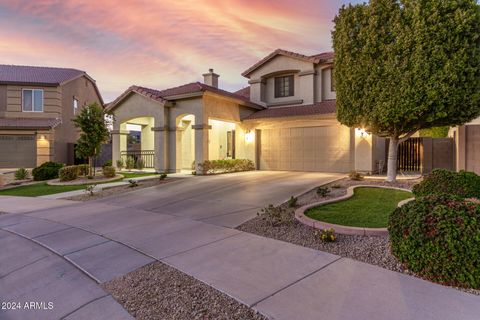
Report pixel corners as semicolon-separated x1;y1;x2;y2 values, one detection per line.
333;0;480;182
72;103;110;176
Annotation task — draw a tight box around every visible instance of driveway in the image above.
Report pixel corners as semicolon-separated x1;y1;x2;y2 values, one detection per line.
1;171;480;320
95;170;344;227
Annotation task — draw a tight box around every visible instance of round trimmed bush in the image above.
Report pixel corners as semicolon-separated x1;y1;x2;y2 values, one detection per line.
32;162;64;181
59;165;79;181
102;165;116;178
412;169;480;199
389;194;480;288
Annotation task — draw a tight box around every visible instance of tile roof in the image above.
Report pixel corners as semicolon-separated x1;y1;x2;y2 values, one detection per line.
242;49;334;78
108;82;263;111
0;65;85;85
0;118;62;129
234;87;250;100
244;100;336;120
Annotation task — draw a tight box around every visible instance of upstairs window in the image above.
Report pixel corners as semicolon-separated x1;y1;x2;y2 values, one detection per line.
274;75;294;98
73;98;79;115
22;89;43;112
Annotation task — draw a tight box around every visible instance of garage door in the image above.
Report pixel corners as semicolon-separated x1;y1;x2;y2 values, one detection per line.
0;135;36;168
258;126;352;172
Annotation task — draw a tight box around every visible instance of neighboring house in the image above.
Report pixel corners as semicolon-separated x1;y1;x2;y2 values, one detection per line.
108;49;384;173
0;65;104;168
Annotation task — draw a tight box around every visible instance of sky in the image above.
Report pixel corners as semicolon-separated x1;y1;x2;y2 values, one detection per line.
0;0;361;102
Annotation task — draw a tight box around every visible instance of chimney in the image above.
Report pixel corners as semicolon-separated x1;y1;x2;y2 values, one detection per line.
203;68;219;88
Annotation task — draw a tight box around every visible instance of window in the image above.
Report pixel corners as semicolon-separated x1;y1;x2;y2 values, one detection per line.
274;75;294;98
22;89;43;112
331;68;336;92
73;98;79;115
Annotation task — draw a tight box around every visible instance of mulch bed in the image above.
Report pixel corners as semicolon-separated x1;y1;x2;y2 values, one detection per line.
237;177;480;296
102;262;266;320
66;178;179;201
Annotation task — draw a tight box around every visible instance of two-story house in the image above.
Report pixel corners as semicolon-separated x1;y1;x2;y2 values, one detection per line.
108;49;382;173
0;65;104;168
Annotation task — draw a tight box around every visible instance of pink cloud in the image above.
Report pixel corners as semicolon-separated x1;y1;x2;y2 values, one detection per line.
0;0;355;101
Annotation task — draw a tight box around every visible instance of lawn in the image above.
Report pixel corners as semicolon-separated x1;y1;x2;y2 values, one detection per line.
0;182;87;197
120;172;158;179
305;187;412;228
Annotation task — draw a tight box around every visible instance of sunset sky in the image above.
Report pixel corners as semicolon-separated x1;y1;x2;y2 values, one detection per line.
0;0;361;102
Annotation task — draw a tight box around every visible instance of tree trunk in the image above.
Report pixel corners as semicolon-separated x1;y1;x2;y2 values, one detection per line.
88;156;94;177
386;137;399;182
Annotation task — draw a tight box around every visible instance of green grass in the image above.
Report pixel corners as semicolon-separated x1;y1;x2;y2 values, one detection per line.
0;182;87;197
120;172;158;179
305;187;412;228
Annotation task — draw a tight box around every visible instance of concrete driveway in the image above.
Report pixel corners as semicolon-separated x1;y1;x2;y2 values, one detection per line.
96;170;343;227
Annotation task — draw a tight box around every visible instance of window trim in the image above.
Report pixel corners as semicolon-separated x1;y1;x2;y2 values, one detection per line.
274;75;294;98
22;89;44;112
73;97;79;115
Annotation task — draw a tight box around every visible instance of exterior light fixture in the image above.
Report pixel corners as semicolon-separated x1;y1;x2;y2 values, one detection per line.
39;134;46;140
355;128;369;138
245;130;254;143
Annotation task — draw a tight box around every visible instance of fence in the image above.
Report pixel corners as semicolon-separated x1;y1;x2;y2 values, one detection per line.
120;150;155;168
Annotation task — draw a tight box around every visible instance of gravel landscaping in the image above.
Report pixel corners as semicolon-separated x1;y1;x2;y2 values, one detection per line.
237;177;480;296
66;178;179;201
102;262;267;320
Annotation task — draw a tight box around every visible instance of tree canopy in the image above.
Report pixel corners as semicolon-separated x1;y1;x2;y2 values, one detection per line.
72;103;110;175
333;0;480;180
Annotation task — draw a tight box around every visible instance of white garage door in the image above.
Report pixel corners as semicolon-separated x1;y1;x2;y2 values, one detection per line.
258;126;352;172
0;135;37;168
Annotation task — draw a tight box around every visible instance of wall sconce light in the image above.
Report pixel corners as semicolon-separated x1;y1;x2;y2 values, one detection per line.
355;128;370;138
245;130;254;143
39;134;46;140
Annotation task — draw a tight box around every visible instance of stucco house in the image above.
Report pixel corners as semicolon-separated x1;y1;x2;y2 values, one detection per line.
108;49;383;174
0;65;104;167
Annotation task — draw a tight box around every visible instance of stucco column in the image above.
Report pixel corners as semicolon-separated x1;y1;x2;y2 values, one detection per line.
111;130;128;169
193;124;211;174
456;125;467;171
152;126;169;172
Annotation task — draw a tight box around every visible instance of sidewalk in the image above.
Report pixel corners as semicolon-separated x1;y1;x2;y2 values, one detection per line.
39;172;193;199
1;197;478;320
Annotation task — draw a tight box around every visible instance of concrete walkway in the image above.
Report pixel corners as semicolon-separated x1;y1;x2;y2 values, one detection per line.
1;171;479;320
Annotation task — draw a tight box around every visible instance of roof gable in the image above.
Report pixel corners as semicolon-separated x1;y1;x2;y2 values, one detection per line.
0;64;86;86
242;49;334;78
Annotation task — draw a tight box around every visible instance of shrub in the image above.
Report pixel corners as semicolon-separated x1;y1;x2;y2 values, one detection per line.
315;228;336;242
348;170;364;181
103;160;112;167
331;184;342;189
316;186;331;197
59;165;79;181
116;159;124;170
257;204;291;226
136;158;145;170
128;179;138;188
412;169;480;199
32;162;64;181
85;184;96;196
78;164;90;176
198;159;255;174
288;196;298;208
102;166;116;178
388;194;480;289
125;157;135;170
14;168;30;180
159;173;167;180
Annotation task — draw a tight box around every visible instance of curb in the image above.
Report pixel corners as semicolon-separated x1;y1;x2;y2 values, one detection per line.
295;185;413;236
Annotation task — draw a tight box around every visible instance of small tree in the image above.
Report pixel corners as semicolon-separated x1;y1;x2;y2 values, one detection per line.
333;0;480;182
72;103;110;176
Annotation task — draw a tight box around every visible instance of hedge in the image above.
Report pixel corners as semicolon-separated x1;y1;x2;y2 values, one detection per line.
389;194;480;289
412;169;480;199
197;159;255;174
32;162;64;181
102;166;116;178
